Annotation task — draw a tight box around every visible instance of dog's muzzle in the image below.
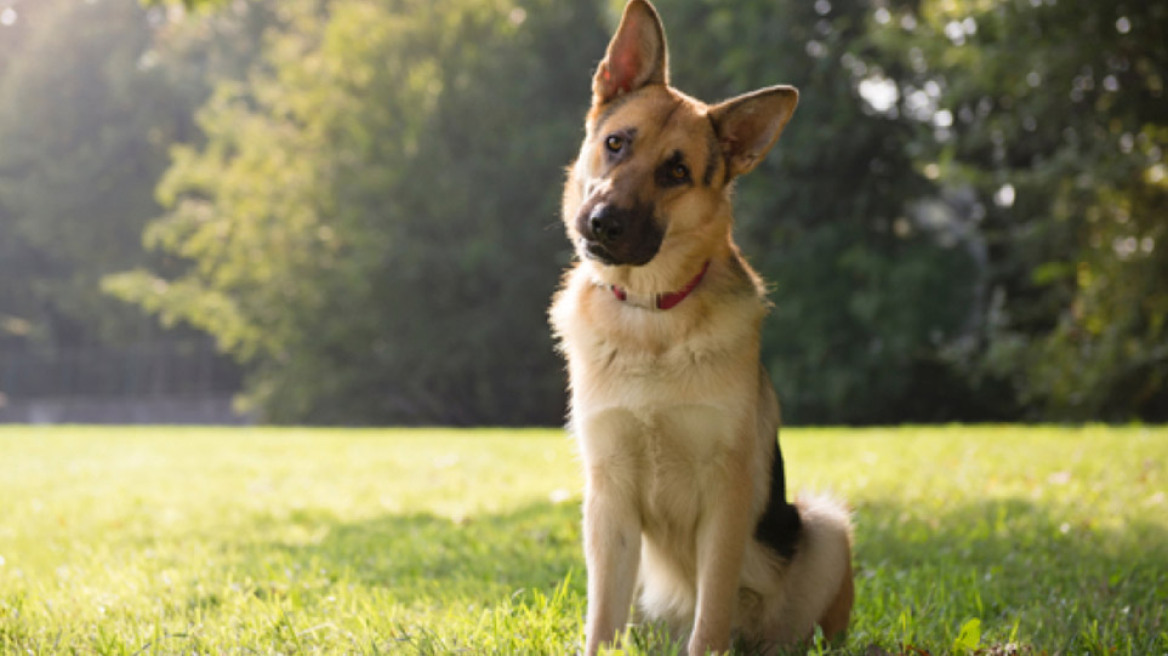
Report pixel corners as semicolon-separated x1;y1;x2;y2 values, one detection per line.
576;201;663;266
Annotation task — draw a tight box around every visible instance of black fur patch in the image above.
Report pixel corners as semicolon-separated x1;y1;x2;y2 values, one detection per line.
754;440;801;560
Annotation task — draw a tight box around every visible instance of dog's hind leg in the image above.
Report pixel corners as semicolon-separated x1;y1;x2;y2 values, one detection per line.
817;551;854;639
765;493;854;644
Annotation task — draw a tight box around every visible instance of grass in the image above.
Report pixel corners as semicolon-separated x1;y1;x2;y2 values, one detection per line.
0;425;1165;655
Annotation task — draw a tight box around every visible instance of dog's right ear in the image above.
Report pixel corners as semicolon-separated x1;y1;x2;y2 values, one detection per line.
592;0;668;106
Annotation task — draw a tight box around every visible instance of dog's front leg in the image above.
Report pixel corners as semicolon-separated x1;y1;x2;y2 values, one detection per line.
583;468;641;656
688;453;753;656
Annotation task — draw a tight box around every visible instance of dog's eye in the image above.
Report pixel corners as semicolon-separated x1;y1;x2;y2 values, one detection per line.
604;134;625;153
655;152;692;188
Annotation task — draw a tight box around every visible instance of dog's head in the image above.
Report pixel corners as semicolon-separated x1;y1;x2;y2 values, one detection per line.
563;0;798;290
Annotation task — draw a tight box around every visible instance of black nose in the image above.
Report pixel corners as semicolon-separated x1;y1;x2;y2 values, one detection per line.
588;204;624;243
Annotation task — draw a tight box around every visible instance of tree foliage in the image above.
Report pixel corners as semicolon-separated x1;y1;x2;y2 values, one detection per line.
3;0;1164;423
107;0;607;423
0;0;179;347
0;0;268;357
899;0;1168;420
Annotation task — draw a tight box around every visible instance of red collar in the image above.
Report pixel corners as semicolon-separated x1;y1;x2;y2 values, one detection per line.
611;261;710;310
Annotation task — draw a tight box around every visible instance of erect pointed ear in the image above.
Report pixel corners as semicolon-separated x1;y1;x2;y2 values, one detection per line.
592;0;668;106
709;85;799;179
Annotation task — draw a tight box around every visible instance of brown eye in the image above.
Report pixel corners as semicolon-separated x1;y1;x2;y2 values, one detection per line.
656;152;692;188
605;134;624;153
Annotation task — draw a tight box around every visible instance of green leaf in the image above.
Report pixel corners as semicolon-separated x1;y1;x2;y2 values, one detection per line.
1031;261;1074;287
953;617;982;654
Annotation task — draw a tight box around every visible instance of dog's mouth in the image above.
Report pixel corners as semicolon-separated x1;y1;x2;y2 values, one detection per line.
580;237;659;267
581;239;619;265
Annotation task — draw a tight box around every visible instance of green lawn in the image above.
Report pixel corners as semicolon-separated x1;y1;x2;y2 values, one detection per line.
0;425;1165;654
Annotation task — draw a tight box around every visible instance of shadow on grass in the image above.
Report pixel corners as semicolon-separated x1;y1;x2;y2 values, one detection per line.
229;494;1165;650
237;500;585;606
848;496;1168;649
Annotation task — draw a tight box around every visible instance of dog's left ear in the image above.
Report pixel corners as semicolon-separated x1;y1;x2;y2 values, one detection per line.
593;0;669;106
709;85;799;179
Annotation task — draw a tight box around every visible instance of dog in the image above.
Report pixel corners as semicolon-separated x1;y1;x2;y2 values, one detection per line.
548;1;854;654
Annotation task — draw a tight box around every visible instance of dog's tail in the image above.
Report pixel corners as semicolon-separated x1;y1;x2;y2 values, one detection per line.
776;492;854;642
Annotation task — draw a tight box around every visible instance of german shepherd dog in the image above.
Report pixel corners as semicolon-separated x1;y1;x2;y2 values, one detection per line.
549;1;854;654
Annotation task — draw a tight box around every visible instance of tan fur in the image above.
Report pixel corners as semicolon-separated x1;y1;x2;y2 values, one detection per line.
549;2;853;654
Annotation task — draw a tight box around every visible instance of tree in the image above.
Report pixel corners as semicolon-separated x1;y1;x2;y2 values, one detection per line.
881;0;1168;420
0;0;185;348
108;0;609;424
105;0;1166;424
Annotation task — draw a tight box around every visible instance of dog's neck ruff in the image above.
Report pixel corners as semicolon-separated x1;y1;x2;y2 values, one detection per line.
610;261;710;311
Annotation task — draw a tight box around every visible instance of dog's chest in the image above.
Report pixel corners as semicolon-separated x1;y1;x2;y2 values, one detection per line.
575;334;756;520
582;401;735;534
578;303;757;407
